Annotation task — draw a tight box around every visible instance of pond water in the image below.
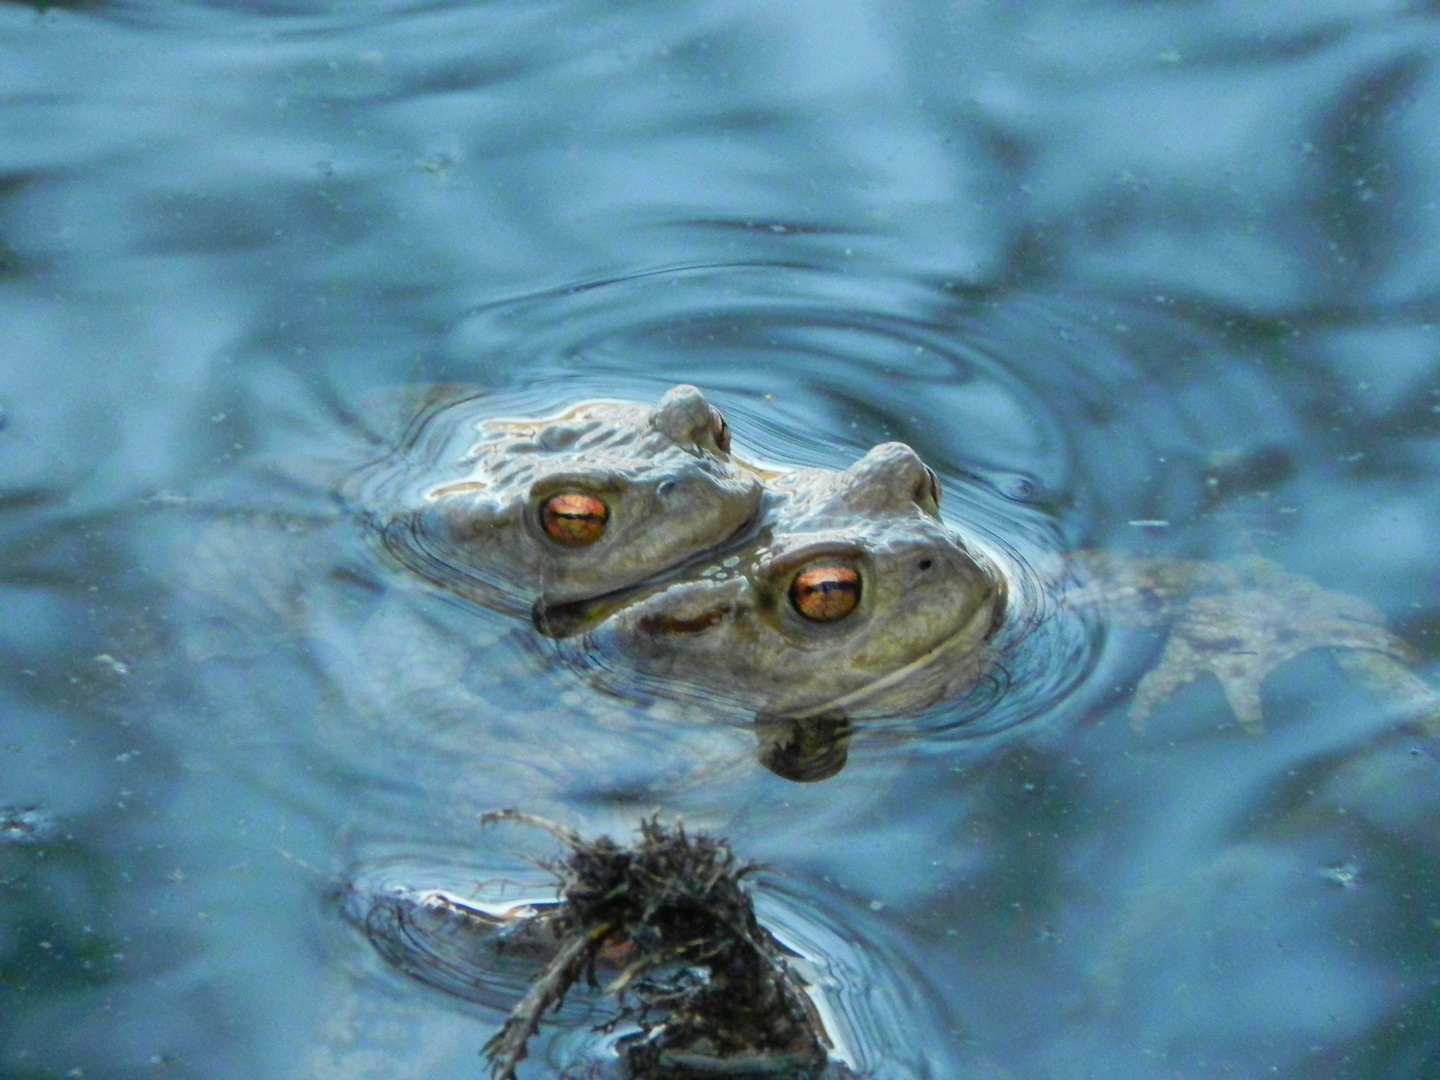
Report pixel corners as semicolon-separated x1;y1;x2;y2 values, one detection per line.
3;2;1440;1078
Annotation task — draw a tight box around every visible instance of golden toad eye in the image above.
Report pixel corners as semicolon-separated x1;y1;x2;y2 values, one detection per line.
789;563;861;622
709;407;731;454
540;493;609;547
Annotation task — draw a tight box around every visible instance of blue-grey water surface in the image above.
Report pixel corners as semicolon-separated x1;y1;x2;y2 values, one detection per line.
3;2;1440;1078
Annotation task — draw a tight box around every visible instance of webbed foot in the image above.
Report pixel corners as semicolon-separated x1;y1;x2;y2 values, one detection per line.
1073;553;1433;734
1129;581;1416;734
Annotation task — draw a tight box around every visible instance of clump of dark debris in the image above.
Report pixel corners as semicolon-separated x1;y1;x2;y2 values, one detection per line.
480;810;830;1080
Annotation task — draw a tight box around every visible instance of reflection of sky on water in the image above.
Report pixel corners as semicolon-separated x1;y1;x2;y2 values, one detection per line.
2;2;1439;1078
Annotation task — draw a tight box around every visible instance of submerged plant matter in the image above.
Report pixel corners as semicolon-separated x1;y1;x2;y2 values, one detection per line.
480;810;830;1080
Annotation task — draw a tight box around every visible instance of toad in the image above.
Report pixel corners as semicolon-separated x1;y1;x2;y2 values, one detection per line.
349;385;763;613
553;441;1008;723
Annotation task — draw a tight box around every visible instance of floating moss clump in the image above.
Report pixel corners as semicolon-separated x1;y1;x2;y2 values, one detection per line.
481;810;829;1080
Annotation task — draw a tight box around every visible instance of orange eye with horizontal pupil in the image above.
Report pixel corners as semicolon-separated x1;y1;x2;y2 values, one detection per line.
789;563;861;622
709;407;731;453
540;493;608;547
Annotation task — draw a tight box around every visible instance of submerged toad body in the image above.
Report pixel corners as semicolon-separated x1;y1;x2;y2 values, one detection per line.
353;385;762;612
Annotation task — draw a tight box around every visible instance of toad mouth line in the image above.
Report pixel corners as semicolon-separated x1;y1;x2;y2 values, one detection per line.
635;607;730;636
